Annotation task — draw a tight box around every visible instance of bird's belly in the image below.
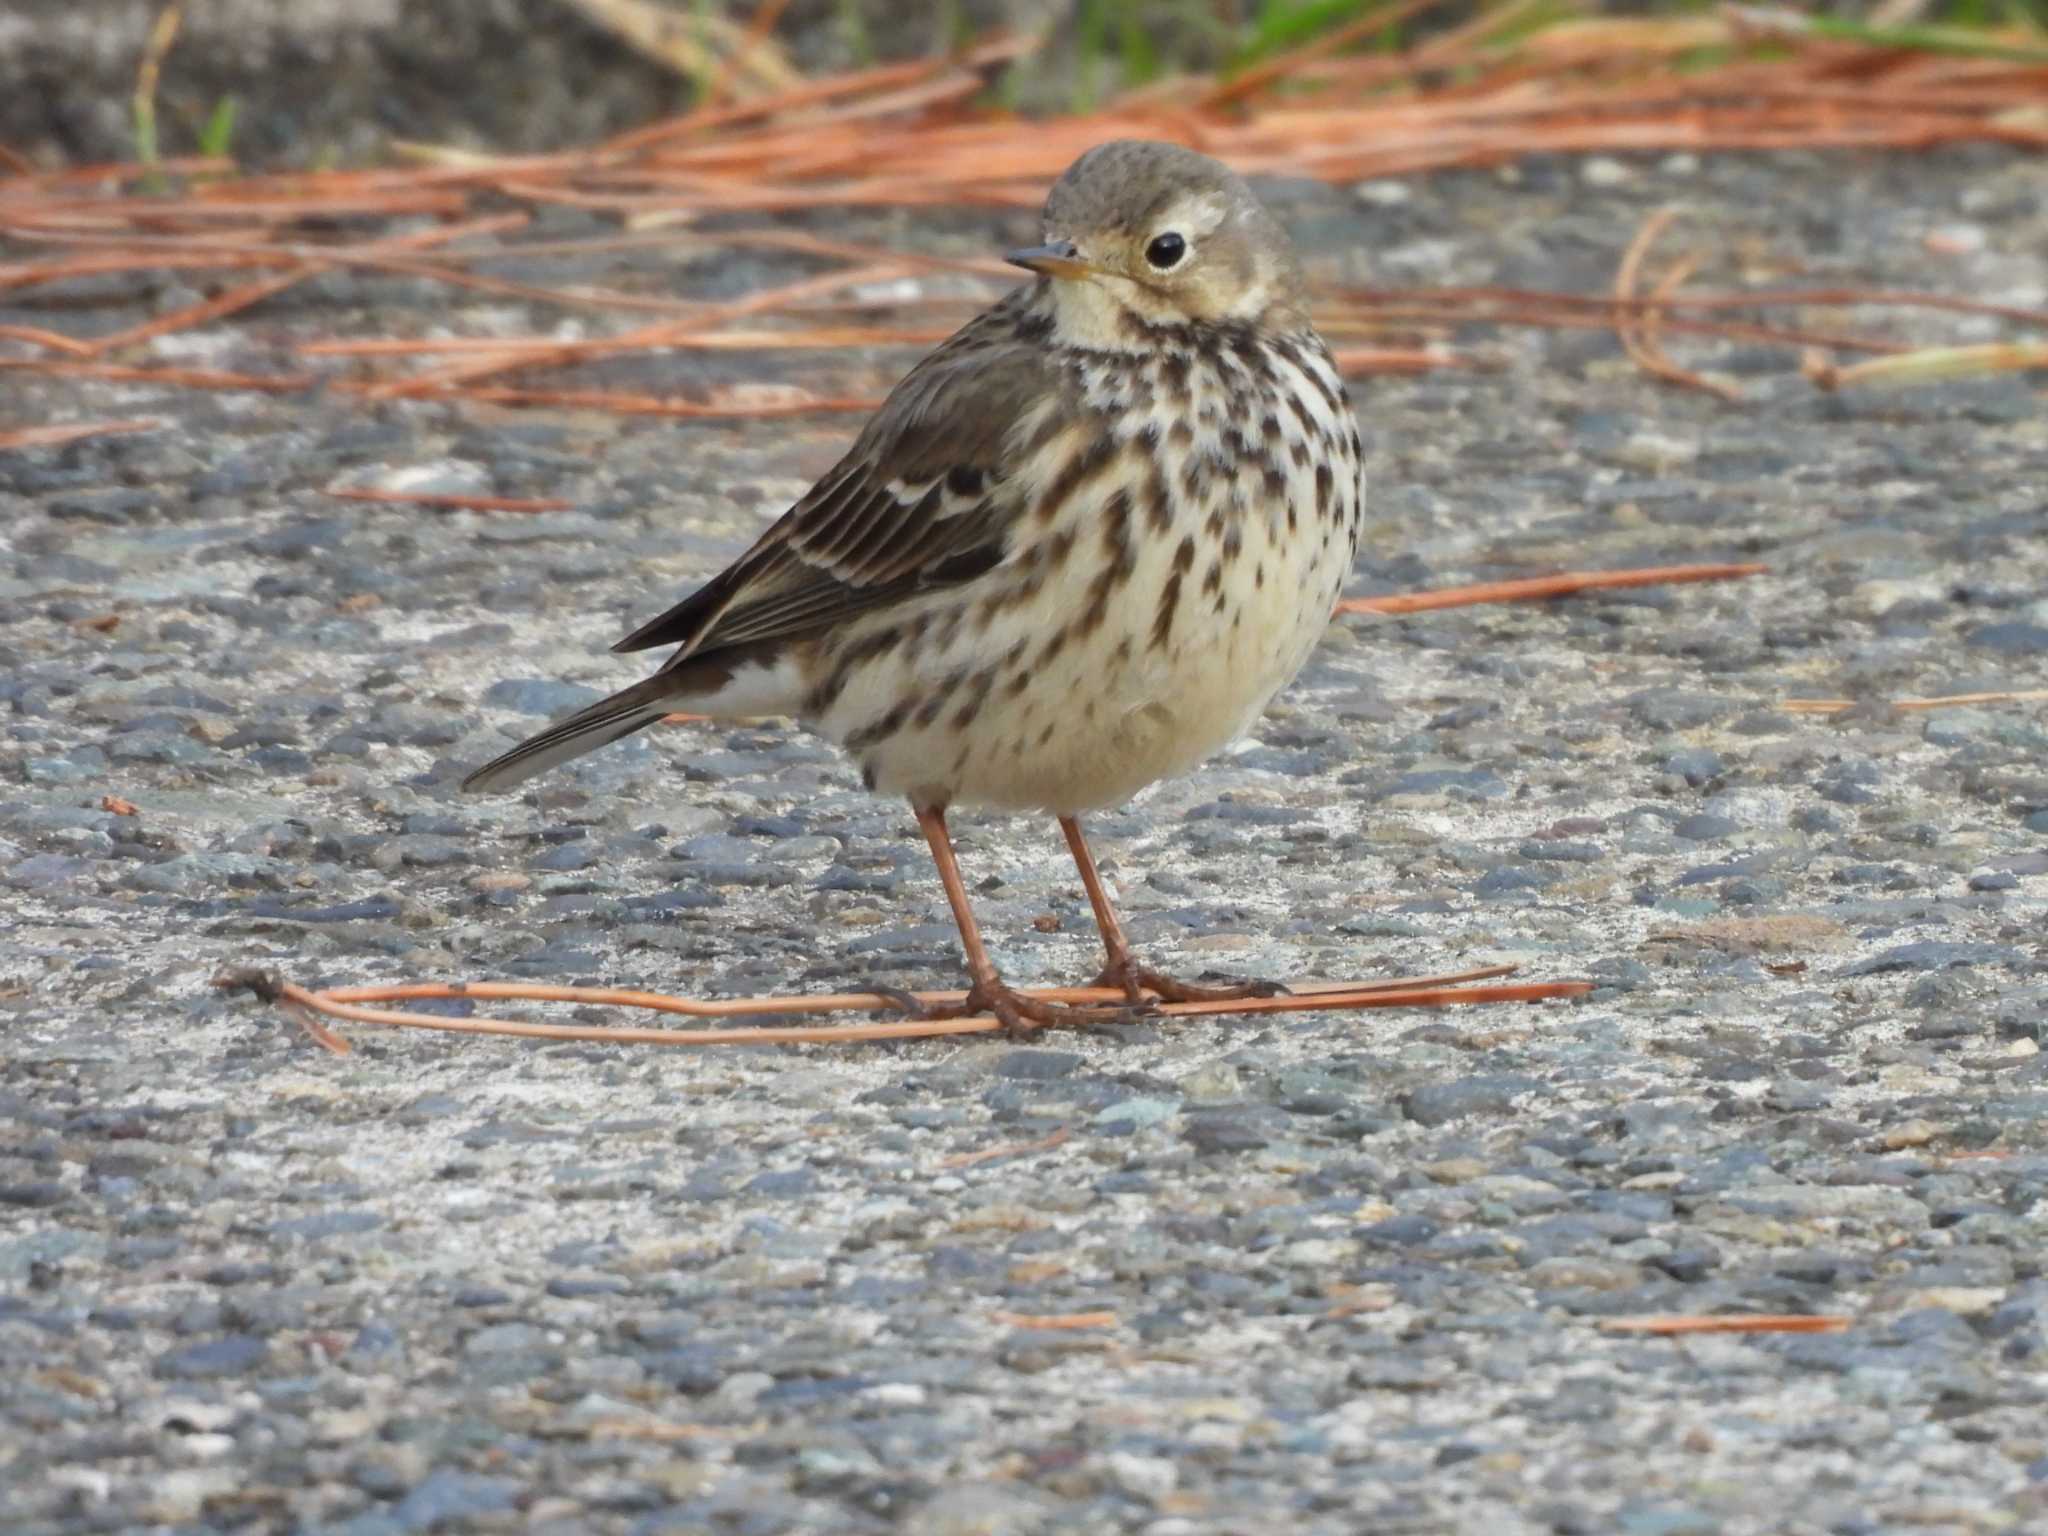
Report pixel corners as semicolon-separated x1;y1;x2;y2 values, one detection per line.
814;485;1347;815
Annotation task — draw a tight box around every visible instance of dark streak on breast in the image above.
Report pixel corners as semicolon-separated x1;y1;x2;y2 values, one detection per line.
808;622;905;715
1073;487;1136;639
1034;430;1121;525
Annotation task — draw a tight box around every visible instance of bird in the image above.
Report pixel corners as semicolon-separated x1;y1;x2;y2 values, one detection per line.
462;139;1365;1036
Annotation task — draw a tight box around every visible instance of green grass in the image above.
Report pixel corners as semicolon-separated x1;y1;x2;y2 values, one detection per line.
1048;0;2048;93
1791;8;2048;62
131;95;161;170
130;90;238;189
1242;0;1393;60
196;96;239;160
837;0;876;69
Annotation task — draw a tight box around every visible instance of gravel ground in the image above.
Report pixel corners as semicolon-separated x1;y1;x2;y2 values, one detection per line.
5;142;2048;1536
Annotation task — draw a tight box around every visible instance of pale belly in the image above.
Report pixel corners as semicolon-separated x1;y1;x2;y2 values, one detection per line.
811;472;1353;815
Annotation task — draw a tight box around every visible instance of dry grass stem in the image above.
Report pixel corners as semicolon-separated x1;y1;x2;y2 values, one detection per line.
1804;340;2048;389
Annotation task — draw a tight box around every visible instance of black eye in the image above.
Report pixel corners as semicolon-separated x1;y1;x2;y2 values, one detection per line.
1144;232;1186;270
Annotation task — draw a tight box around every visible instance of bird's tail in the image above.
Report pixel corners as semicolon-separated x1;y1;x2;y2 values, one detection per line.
460;673;683;794
463;642;800;795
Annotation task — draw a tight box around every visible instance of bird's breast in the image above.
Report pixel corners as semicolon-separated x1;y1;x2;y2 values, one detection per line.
809;331;1363;814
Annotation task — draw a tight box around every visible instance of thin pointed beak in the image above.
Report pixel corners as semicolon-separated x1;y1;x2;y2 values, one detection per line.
1005;241;1094;279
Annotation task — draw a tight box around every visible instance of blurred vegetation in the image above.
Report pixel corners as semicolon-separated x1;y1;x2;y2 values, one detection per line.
101;0;2048;169
1014;0;2048;108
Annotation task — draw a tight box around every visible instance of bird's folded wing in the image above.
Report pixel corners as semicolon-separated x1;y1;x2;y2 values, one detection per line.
613;299;1067;661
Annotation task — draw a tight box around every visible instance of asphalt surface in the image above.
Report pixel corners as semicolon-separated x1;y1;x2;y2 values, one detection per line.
4;138;2048;1535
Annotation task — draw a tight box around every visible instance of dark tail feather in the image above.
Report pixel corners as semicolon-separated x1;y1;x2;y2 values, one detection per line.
461;674;684;794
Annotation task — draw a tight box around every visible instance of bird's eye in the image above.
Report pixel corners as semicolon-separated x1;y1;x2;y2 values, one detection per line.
1144;232;1187;270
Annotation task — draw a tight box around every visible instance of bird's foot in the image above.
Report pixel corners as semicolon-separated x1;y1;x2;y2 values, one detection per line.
864;983;937;1018
1091;955;1291;1008
877;980;1138;1039
978;982;1140;1039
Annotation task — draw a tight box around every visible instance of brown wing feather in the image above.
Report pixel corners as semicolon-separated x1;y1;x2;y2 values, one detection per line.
612;290;1064;659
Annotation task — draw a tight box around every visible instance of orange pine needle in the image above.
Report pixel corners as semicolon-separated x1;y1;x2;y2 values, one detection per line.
942;1127;1072;1169
1336;563;1766;617
0;417;162;450
1782;689;2048;715
79;213;534;357
359;259;916;399
1600;1315;1851;1336
9;26;2041;418
0;322;97;356
83;269;309;357
412;386;883;418
0;357;313;393
212;965;1583;1052
324;488;575;513
990;1311;1117;1331
1612;207;1744;403
1328;345;1476;375
299;325;951;359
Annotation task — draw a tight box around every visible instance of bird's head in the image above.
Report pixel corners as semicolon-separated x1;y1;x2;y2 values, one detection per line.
1008;140;1308;345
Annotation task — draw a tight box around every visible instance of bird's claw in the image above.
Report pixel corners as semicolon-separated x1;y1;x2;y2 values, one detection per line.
866;982;943;1019
968;982;1138;1039
870;980;1130;1038
1091;958;1290;1008
875;950;1286;1040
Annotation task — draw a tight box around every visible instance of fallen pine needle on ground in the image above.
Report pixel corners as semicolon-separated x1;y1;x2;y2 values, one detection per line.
1782;689;2048;714
0;417;163;450
211;965;1587;1054
989;1311;1118;1332
5;15;2046;417
940;1127;1072;1170
200;559;1779;1055
1336;562;1767;617
1599;1315;1852;1336
323;487;577;513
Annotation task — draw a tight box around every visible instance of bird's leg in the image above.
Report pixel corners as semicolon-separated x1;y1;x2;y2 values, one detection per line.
1060;815;1289;1006
906;805;1126;1038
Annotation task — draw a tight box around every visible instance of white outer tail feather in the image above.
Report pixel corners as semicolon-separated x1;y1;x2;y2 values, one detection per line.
461;653;805;795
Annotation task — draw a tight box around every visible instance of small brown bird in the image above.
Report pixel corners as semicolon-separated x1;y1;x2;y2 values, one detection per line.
464;140;1364;1035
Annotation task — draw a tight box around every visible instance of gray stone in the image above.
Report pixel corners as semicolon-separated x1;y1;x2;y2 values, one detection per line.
1968;621;2048;655
390;1471;522;1533
1673;813;1737;841
5;853;96;889
269;1209;384;1241
155;1334;268;1380
1662;749;1724;787
1184;1106;1289;1153
1628;689;1736;729
1091;1096;1179;1130
1475;865;1559;897
482;678;603;716
1402;1076;1541;1127
1840;942;2025;977
994;1049;1083;1081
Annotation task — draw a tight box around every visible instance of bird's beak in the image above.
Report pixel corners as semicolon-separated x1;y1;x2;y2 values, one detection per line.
1005;241;1095;280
